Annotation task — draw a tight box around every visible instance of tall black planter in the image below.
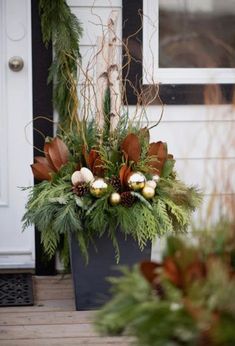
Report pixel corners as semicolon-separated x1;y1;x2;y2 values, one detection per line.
70;230;151;310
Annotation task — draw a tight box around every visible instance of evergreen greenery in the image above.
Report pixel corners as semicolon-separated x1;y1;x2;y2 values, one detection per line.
39;0;83;129
95;220;235;345
22;156;202;264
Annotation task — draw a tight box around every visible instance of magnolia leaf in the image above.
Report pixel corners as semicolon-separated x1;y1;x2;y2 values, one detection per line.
44;142;57;171
93;156;105;177
31;163;52;181
184;261;206;285
140;261;159;284
35;156;51;168
119;165;131;186
88;149;99;171
54;137;69;164
82;145;90;168
47;137;69;171
148;141;167;175
121;133;141;163
164;257;182;288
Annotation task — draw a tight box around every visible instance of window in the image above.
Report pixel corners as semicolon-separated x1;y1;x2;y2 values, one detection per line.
123;0;235;104
143;0;235;84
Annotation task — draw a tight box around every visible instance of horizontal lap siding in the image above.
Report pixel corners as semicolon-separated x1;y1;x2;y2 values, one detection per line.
69;1;235;261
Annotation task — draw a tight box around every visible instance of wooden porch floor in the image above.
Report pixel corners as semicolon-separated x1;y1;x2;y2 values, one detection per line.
0;275;131;346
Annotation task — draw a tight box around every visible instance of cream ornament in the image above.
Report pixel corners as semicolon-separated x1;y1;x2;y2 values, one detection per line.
152;174;160;183
142;186;155;199
145;180;157;189
90;178;108;197
109;192;121;206
71;171;83;186
80;167;94;183
127;172;146;191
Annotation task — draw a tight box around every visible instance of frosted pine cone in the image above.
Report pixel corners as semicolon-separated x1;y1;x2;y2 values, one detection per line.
108;176;122;192
72;183;89;197
120;191;135;208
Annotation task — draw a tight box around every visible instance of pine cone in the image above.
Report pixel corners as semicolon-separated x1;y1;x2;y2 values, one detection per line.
108;176;122;192
72;183;89;197
120;191;135;208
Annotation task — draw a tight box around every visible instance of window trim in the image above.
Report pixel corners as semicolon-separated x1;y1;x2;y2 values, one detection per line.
122;0;235;105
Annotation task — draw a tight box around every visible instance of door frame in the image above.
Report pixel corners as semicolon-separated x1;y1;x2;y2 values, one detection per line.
31;0;55;275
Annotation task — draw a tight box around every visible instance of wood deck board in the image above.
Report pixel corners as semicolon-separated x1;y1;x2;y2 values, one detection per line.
0;337;131;346
0;276;131;345
0;311;95;326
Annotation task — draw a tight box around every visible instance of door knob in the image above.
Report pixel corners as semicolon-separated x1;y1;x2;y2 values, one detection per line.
8;56;24;72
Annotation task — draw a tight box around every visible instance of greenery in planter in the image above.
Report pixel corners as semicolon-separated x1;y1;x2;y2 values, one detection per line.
95;219;235;345
23;1;202;264
22;118;202;263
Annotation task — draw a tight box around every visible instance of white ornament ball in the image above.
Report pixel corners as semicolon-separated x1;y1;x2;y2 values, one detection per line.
80;167;94;183
71;171;83;186
109;192;121;206
145;180;157;189
152;174;160;183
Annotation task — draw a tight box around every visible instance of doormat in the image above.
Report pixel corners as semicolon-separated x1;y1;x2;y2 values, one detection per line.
0;273;34;307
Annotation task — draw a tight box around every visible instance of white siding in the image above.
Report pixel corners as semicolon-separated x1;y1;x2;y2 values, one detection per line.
69;0;235;258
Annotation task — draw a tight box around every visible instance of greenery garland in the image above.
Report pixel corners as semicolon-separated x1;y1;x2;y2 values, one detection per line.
39;0;83;129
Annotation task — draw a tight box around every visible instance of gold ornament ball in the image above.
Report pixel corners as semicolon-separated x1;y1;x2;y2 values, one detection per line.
109;192;121;206
152;174;160;183
90;178;108;197
127;172;146;191
142;186;155;199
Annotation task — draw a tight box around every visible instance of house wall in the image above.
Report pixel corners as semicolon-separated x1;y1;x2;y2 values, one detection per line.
68;0;235;258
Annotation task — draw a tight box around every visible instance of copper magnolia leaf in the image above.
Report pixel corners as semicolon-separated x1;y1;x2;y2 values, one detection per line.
92;156;105;177
88;149;99;171
121;133;141;163
34;156;54;170
47;137;69;171
31;163;52;181
185;261;206;285
44;142;57;171
82;146;90;168
163;257;182;288
140;261;159;284
54;137;69;164
148;141;167;175
119;165;131;186
119;165;127;186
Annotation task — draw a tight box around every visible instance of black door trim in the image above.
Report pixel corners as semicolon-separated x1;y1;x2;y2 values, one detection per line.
31;0;56;275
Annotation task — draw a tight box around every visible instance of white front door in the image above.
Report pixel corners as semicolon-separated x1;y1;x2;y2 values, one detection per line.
0;0;34;268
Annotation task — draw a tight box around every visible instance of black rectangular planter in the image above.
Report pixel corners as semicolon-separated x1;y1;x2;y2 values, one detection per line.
70;230;151;310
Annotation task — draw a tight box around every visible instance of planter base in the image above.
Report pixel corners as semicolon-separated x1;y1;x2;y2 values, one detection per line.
70;231;151;310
